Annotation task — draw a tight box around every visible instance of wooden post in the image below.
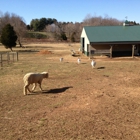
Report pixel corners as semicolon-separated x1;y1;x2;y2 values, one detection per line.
132;45;135;58
13;53;14;62
16;52;18;61
7;52;9;64
110;45;113;58
0;54;2;67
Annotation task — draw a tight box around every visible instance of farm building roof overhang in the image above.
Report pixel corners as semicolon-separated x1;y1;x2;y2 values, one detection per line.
84;26;140;44
90;41;140;45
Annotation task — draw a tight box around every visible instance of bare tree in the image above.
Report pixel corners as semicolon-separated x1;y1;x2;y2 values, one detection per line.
83;14;122;26
74;22;83;39
10;14;26;47
62;22;82;42
0;12;11;34
45;23;56;33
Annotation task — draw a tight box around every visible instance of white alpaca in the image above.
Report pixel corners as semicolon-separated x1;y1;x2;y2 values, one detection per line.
91;60;96;68
23;72;48;95
60;57;63;62
77;58;81;64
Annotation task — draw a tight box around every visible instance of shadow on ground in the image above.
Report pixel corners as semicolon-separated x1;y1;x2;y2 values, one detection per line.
97;67;105;69
43;86;73;94
29;86;73;95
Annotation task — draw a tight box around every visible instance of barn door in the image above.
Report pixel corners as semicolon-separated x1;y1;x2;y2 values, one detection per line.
81;37;85;53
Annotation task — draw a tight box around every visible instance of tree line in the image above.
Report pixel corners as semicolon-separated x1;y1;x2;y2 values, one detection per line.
0;12;139;51
28;18;57;31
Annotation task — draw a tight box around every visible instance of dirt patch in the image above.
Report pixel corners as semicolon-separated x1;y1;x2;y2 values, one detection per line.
37;49;52;54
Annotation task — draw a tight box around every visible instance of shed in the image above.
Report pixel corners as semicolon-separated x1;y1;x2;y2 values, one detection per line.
81;24;140;58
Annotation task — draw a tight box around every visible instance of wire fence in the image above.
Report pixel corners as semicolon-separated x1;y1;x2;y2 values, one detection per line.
0;52;19;67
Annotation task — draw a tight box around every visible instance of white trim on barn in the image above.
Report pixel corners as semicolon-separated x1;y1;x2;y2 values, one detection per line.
81;28;90;55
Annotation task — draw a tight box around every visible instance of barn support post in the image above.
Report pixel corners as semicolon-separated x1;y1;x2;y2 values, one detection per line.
132;45;135;58
110;45;113;58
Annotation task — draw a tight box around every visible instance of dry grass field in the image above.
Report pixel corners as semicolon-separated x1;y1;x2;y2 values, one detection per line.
0;42;140;140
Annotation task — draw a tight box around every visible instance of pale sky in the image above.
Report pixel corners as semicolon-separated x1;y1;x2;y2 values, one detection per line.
0;0;139;24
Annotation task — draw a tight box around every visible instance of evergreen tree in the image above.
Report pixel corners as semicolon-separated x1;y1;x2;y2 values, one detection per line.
26;25;31;30
1;24;17;51
61;32;67;40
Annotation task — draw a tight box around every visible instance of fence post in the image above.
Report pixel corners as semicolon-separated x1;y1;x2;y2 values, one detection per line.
16;52;18;61
13;53;14;62
7;52;9;64
0;54;2;67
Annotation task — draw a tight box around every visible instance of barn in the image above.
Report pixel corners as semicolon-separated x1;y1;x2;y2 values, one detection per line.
81;23;140;58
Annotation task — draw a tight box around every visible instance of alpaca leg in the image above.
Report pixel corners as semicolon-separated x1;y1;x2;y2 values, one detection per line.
23;85;27;95
24;84;30;95
38;83;43;92
32;83;37;92
27;85;31;93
